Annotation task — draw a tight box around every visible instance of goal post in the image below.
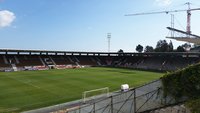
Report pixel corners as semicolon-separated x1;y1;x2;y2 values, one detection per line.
82;87;109;103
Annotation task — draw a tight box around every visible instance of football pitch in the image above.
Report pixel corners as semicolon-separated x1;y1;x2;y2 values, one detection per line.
0;67;163;112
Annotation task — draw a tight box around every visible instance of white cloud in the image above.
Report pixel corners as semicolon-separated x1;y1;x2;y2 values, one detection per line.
0;10;16;28
155;0;172;6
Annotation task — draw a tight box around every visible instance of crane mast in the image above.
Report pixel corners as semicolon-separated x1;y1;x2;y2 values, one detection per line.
186;2;191;34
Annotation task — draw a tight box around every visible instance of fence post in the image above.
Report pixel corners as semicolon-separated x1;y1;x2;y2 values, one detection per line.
79;106;81;113
93;103;95;113
111;96;113;113
134;89;136;113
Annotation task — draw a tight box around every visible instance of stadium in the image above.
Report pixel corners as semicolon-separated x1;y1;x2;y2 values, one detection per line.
1;1;200;113
0;49;200;113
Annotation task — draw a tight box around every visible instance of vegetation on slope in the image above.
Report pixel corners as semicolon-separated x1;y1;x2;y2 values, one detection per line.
162;63;200;113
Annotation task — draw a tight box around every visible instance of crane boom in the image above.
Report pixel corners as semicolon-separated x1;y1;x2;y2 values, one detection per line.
190;8;200;11
125;2;200;44
125;8;200;16
125;2;200;34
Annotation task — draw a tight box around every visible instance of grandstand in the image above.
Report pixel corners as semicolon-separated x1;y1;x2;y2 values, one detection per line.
0;49;200;72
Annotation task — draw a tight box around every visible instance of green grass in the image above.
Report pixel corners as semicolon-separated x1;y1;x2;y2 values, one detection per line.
0;67;163;113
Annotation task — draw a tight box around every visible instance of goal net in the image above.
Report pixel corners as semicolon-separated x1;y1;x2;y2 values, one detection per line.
82;87;109;103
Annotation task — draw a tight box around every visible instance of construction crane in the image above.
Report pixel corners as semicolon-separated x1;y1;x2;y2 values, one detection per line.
125;2;200;35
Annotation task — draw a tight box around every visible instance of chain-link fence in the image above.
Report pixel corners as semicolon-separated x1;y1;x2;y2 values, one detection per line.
62;79;187;113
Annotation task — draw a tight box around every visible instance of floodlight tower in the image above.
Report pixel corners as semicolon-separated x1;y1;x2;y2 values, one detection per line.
107;33;111;52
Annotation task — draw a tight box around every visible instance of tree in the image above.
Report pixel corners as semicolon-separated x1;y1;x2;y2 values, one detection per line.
176;46;185;52
144;46;154;52
168;40;173;52
117;49;124;53
182;43;191;51
117;49;124;56
136;44;143;53
155;40;173;52
190;45;200;52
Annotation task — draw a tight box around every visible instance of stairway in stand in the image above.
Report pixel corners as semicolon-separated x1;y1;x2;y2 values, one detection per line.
11;64;17;71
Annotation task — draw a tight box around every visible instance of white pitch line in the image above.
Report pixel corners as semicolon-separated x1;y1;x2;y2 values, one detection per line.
4;75;64;97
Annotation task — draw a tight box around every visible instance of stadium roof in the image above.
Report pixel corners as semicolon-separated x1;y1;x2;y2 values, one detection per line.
166;27;200;44
0;49;200;56
166;37;200;44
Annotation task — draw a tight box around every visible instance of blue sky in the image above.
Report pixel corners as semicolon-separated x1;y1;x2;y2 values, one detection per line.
0;0;200;52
